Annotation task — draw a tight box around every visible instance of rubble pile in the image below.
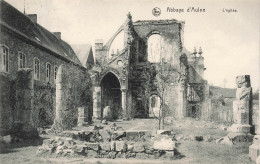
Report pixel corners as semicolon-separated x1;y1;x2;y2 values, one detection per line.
37;128;179;159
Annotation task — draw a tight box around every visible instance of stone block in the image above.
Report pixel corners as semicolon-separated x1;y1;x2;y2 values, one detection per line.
153;138;176;151
100;142;111;151
133;143;145;152
115;141;126;152
229;124;251;133
249;144;260;161
127;144;134;152
85;142;100;151
99;130;110;142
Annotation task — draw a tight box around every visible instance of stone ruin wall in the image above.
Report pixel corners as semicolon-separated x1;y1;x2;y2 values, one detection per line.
0;64;91;135
94;18;209;119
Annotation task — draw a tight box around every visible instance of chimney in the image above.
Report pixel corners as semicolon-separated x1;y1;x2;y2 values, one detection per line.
27;14;37;23
95;39;103;51
53;32;61;40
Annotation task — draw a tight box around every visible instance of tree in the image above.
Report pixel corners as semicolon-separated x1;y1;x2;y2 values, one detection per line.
150;61;174;130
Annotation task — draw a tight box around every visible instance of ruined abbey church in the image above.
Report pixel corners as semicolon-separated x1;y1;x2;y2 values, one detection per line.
0;0;209;134
90;13;209;120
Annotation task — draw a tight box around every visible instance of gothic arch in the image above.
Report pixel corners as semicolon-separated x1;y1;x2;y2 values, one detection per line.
99;69;123;87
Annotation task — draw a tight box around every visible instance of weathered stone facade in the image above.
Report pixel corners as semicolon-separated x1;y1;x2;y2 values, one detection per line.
90;13;208;119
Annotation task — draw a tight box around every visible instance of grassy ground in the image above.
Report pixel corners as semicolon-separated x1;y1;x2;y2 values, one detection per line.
0;118;255;164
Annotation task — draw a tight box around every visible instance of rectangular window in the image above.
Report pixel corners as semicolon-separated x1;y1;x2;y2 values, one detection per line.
18;53;26;69
34;59;40;80
1;46;9;72
46;63;51;82
54;66;58;82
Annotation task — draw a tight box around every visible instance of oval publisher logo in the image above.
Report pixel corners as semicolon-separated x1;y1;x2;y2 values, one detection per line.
152;7;161;17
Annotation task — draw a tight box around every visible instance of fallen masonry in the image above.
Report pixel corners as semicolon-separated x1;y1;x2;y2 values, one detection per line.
37;136;178;159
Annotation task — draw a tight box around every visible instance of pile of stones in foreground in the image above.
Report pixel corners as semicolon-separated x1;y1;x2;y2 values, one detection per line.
37;126;178;159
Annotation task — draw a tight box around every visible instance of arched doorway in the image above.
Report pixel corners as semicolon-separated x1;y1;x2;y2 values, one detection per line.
149;95;161;118
101;72;121;119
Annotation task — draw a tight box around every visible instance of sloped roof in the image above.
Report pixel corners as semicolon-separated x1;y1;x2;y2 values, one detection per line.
71;44;94;67
210;86;236;98
0;0;81;66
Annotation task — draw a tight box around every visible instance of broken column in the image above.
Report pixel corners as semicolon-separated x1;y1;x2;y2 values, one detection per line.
121;89;127;118
93;86;101;118
14;68;38;138
78;107;88;126
229;75;252;133
52;65;69;130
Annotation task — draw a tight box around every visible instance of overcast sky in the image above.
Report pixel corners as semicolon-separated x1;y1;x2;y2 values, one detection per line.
5;0;260;91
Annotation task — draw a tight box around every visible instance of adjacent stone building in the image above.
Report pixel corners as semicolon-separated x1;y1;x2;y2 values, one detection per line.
0;1;92;135
90;13;209;120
